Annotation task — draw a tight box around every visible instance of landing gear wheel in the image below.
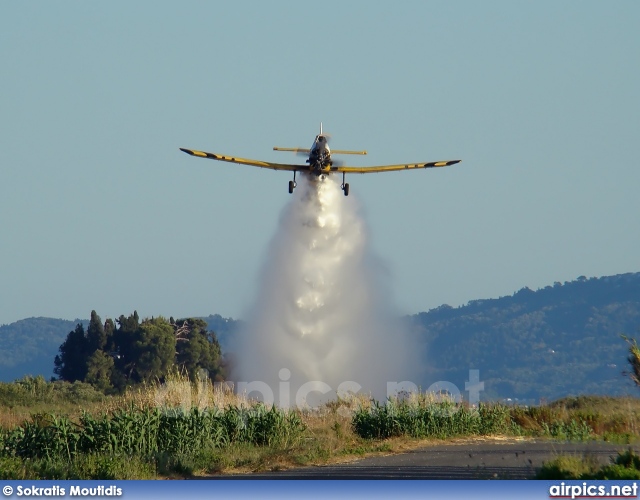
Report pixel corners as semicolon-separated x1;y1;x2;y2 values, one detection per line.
341;172;349;196
288;180;294;194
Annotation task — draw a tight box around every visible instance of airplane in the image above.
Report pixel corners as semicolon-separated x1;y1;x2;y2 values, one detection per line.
180;124;460;196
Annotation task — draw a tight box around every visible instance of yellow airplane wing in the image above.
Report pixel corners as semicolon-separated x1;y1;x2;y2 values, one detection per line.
180;148;306;172
335;159;461;174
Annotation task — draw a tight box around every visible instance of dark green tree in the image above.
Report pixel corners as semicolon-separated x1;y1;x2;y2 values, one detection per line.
623;335;640;387
104;318;116;352
86;310;107;353
85;350;114;392
53;310;227;392
130;317;176;383
174;318;223;380
54;323;89;382
110;311;141;387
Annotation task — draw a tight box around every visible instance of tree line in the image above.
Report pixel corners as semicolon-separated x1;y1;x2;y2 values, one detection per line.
54;310;224;393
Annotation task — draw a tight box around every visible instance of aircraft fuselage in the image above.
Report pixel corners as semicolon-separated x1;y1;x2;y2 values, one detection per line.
307;134;333;176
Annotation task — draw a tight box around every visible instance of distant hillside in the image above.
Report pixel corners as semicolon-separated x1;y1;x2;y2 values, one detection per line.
199;314;241;352
410;272;640;402
2;273;639;401
0;317;87;381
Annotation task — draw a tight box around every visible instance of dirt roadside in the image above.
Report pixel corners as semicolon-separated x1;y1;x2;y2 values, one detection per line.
207;438;637;479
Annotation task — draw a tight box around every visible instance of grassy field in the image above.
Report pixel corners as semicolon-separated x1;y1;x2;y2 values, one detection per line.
0;376;105;429
2;374;640;479
537;448;640;480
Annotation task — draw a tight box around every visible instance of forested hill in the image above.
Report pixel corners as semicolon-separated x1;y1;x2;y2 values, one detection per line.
1;273;639;401
0;317;87;382
410;272;640;402
199;314;240;351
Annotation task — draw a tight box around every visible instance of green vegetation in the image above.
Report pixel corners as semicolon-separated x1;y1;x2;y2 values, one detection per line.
3;370;640;480
0;454;156;480
53;311;224;393
518;395;640;442
538;448;640;480
0;375;105;429
350;393;640;444
0;372;307;479
0;314;239;384
352;398;512;439
0;405;304;461
623;334;640;387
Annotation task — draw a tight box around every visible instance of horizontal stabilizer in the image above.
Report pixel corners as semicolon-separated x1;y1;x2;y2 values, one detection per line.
273;147;366;155
273;147;311;154
330;149;367;155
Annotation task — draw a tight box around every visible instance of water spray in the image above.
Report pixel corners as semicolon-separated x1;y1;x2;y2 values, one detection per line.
231;174;418;407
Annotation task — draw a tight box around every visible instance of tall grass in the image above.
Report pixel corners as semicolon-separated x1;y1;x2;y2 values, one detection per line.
538;448;640;480
0;454;155;480
4;371;640;479
0;405;305;461
352;398;512;439
0;370;307;478
509;396;640;442
0;376;105;429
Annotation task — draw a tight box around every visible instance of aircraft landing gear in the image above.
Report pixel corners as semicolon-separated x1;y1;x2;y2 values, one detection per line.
289;171;297;194
341;172;349;196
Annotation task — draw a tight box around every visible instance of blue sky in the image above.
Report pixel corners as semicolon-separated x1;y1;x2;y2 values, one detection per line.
1;1;638;325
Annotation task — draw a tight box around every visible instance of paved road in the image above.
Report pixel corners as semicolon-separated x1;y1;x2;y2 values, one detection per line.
211;439;635;479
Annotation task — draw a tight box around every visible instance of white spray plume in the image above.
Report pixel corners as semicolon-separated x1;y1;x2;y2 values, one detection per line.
231;174;418;406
